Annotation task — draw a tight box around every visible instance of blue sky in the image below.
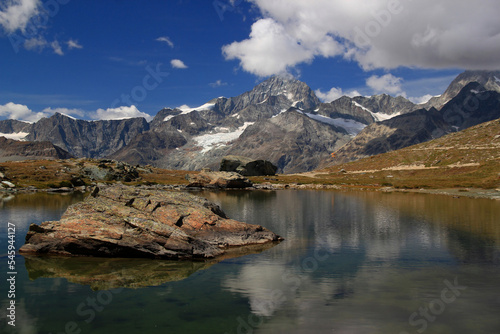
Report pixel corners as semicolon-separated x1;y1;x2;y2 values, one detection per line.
1;0;499;122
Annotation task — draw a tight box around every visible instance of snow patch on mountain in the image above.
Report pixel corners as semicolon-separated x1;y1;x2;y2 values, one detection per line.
193;122;254;153
178;103;215;115
371;112;400;122
352;101;372;113
56;112;78;120
352;101;399;122
272;109;289;118
304;113;366;136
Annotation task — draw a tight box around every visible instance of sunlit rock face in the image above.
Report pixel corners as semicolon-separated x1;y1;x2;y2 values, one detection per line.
20;184;282;259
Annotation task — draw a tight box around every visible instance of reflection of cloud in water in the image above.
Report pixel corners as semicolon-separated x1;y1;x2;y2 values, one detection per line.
246;263;500;334
222;259;306;317
212;190;500;332
315;231;342;253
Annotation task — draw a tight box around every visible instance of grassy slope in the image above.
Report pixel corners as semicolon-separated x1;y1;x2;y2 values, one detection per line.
252;118;500;189
0;159;194;189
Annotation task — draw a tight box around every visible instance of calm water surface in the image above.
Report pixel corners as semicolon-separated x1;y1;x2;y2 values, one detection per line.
1;190;499;334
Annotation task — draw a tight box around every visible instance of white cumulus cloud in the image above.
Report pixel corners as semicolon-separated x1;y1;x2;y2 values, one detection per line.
408;94;434;105
0;102;47;122
223;18;342;77
366;74;405;96
92;105;152;121
0;0;41;33
223;0;500;76
170;59;188;69
315;87;362;103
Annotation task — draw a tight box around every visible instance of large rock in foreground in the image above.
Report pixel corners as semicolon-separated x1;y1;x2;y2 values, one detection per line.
220;155;278;176
19;184;282;259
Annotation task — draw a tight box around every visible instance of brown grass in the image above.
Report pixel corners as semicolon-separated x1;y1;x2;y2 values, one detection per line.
0;159;196;189
251;119;500;190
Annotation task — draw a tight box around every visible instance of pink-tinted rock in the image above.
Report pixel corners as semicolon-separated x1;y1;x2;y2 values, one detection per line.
20;184;282;259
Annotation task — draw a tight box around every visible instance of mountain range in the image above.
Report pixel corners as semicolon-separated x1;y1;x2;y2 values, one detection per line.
0;70;499;173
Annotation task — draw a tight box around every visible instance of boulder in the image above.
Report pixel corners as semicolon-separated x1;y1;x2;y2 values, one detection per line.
1;180;15;188
80;160;140;182
220;155;277;176
186;171;253;188
19;184;281;259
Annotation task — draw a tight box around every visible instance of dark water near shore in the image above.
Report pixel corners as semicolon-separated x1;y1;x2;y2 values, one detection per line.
1;190;499;334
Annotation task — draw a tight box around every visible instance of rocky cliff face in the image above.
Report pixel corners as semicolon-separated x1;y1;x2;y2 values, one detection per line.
225;109;351;173
353;94;417;117
211;75;321;116
24;113;150;158
0;119;32;134
330;83;500;165
330;108;451;164
423;70;500;110
317;94;417;125
317;96;376;124
440;82;500;130
110;76;350;172
0;137;74;162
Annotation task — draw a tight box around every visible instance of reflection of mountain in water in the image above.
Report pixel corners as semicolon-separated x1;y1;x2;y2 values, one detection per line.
216;191;500;332
355;192;500;264
0;192;86;232
0;192;85;211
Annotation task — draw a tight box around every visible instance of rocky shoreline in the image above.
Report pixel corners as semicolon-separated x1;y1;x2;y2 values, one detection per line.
2;180;500;201
1;157;498;200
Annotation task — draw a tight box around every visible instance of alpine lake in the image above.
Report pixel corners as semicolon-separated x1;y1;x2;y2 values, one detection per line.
1;189;499;334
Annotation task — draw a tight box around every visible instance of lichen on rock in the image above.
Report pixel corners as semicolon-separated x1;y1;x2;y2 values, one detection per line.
19;184;282;259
